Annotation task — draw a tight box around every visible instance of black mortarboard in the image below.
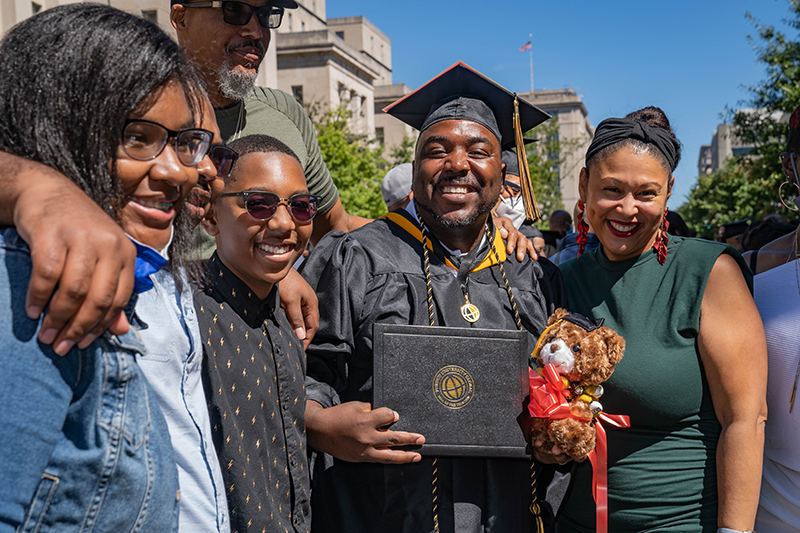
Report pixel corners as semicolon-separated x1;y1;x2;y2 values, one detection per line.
563;313;605;332
502;137;538;177
383;62;550;150
502;150;520;177
719;218;751;240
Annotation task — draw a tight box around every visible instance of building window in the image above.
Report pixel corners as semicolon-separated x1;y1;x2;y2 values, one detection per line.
31;1;41;14
141;10;157;25
375;127;385;146
287;12;292;30
335;31;345;39
291;85;304;105
338;83;350;103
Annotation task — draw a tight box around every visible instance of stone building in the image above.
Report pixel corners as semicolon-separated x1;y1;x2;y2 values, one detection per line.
1;0;171;35
698;122;753;176
3;1;590;203
518;89;594;211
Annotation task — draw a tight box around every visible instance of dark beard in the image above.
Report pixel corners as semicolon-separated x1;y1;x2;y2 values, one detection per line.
415;197;494;228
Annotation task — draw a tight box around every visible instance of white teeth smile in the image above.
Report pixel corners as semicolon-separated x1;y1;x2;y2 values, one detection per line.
130;197;173;212
609;221;637;232
441;186;471;195
258;243;293;255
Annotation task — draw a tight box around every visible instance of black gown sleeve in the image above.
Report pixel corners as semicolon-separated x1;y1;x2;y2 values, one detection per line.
300;231;370;408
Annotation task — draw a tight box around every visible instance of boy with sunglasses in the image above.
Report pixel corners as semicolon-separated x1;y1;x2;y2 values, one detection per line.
195;134;316;533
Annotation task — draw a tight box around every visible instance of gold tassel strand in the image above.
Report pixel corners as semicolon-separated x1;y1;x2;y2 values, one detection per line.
513;95;542;222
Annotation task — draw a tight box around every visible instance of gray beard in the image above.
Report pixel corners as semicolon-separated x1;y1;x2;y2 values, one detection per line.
216;56;257;101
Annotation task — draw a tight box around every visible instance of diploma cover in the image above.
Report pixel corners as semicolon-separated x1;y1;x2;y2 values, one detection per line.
373;324;530;458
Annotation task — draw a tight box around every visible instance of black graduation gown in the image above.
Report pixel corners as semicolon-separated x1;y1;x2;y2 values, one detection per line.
301;212;565;533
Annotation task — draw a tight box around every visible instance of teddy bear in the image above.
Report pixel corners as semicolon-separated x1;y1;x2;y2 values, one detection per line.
529;308;625;460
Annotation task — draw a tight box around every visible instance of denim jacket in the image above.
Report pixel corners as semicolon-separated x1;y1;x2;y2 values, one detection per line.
0;228;179;533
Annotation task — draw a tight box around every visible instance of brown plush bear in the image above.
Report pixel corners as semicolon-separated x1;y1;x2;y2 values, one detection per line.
529;308;625;460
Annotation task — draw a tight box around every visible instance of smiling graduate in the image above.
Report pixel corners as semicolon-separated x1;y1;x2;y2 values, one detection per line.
301;62;566;533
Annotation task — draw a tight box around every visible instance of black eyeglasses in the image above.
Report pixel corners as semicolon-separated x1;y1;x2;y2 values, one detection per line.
122;119;213;167
208;145;238;178
180;1;284;29
503;180;522;197
218;191;319;222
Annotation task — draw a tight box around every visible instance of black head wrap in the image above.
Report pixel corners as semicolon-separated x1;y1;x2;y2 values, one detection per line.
586;118;680;172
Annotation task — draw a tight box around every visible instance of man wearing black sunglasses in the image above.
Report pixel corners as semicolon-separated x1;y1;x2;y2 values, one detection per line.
170;0;370;250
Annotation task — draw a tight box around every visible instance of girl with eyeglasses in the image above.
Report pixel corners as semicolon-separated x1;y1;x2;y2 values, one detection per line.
0;5;227;532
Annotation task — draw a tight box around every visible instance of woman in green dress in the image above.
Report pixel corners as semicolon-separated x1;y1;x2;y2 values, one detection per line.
542;106;767;533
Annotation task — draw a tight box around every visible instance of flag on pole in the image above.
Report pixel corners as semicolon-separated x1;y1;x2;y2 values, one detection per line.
519;41;532;52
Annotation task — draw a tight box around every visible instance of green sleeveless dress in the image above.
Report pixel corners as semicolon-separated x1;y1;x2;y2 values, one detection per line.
555;236;750;533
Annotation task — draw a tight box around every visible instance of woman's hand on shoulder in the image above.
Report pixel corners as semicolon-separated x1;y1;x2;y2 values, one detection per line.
496;216;538;261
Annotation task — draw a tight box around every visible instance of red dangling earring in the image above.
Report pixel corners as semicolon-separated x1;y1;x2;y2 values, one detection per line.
576;200;590;257
653;208;670;264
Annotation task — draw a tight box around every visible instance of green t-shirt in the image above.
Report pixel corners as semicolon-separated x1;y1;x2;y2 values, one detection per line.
194;87;340;259
555;236;750;533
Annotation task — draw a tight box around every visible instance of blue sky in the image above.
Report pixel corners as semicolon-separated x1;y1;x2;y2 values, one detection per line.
327;0;795;209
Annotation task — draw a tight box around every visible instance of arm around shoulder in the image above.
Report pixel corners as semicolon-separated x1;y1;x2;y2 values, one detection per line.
0;151;135;354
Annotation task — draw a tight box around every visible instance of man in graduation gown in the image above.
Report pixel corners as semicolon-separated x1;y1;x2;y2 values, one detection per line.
301;62;566;533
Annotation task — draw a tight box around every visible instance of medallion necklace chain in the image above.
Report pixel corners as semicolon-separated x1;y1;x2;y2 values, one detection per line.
416;213;543;532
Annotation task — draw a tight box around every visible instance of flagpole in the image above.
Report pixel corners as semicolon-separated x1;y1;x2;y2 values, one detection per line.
529;32;534;93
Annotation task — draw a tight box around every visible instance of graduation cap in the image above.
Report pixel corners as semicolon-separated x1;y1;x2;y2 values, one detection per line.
383;61;550;221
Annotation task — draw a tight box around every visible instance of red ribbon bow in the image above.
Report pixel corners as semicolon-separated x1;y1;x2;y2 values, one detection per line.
528;364;630;533
528;364;589;421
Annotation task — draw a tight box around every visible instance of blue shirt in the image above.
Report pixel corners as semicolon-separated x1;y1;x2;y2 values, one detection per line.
136;266;230;533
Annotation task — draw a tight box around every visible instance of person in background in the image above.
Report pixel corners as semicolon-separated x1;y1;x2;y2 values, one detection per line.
551;200;600;265
664;209;694;237
381;162;414;212
0;5;213;530
541;209;571;257
495;150;547;256
746;104;800;532
197;134;315;533
741;217;796;253
550;209;572;236
717;218;750;252
552;106;766;533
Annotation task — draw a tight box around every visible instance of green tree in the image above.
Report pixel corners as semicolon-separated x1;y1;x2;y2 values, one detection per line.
310;104;388;219
388;134;416;167
679;159;778;239
524;115;580;220
681;0;800;234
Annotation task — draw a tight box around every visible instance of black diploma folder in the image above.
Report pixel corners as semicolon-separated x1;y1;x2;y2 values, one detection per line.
372;323;530;458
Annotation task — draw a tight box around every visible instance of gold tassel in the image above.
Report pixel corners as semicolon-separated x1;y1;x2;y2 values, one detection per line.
514;95;542;222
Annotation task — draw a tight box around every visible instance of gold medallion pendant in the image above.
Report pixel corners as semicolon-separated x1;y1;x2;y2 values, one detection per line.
460;303;480;323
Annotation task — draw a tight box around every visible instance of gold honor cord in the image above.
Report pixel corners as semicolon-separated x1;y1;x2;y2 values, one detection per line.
513;95;542;223
417;212;541;533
